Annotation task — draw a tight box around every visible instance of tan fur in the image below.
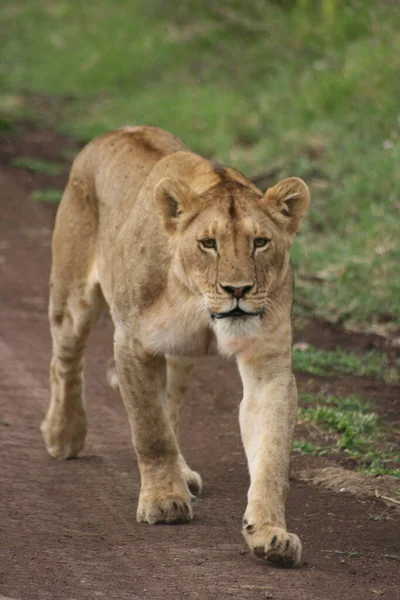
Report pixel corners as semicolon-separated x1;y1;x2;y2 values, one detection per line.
41;125;309;564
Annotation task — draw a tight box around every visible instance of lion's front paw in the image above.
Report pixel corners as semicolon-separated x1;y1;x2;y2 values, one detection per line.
41;410;87;459
137;491;193;525
243;523;302;566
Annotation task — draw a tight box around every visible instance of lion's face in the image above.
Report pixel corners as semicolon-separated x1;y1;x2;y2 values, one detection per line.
156;176;309;323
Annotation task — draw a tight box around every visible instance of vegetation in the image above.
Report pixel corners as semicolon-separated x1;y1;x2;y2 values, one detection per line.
298;393;400;477
32;188;63;203
293;345;398;383
11;156;63;176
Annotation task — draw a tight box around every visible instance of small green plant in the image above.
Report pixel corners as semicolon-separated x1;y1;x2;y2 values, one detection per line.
297;393;400;477
293;345;396;383
32;188;63;203
12;156;63;175
292;440;316;455
368;511;391;522
321;549;360;558
0;117;16;132
383;554;400;562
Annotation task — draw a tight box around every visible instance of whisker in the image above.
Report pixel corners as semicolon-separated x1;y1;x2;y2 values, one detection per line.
263;295;282;318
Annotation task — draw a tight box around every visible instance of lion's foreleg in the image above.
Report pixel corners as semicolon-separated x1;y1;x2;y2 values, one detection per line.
114;334;193;524
237;359;302;565
165;355;194;434
165;355;202;496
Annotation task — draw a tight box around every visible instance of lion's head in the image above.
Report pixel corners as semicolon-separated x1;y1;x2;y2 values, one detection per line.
156;173;309;326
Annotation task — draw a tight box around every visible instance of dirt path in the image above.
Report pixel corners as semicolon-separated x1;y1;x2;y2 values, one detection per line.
0;126;399;600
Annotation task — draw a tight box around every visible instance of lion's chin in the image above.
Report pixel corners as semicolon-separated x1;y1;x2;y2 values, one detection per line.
211;314;264;356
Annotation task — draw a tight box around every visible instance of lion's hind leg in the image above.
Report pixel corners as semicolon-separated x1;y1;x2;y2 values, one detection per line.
41;183;105;459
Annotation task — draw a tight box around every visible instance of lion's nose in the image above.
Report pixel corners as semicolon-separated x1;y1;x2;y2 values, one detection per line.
221;284;253;299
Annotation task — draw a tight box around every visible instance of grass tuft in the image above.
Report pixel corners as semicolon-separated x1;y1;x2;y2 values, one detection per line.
293;345;397;382
292;440;317;455
297;393;400;477
11;156;63;175
32;188;63;203
0;117;17;132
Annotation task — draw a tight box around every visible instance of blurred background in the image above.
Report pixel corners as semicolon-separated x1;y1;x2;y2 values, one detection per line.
1;0;400;332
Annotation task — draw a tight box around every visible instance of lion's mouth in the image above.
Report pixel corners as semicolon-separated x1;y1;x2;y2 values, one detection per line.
211;307;262;319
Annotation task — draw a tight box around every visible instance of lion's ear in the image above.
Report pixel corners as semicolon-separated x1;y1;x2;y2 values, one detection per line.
155;177;195;234
262;177;310;235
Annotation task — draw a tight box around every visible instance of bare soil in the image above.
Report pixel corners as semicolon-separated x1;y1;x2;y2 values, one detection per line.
0;125;399;600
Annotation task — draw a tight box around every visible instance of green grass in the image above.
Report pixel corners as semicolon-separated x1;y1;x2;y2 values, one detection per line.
298;393;400;477
1;0;400;327
383;554;400;562
32;188;63;203
11;156;63;175
293;345;398;383
320;549;360;558
0;116;17;132
292;440;317;455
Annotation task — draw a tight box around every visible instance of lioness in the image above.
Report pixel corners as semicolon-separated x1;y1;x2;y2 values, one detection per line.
41;126;309;565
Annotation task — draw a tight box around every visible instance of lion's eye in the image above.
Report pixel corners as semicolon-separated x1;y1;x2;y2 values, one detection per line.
201;238;217;250
254;237;270;249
